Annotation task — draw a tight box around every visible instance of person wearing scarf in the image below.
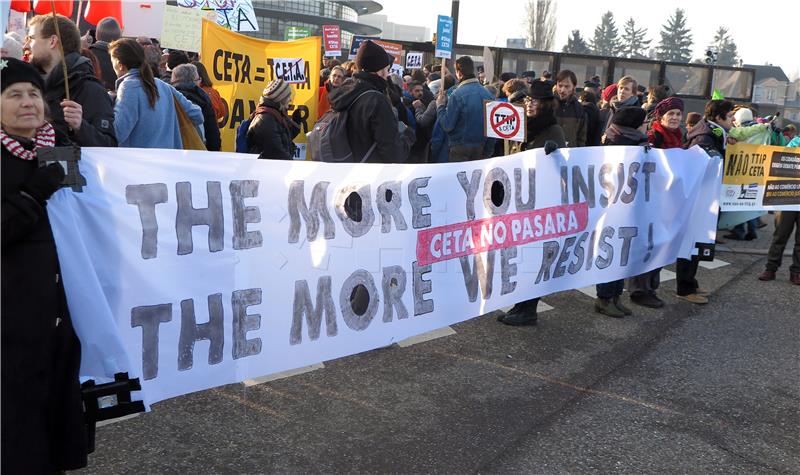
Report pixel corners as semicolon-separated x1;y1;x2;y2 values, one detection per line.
1;57;89;472
246;78;302;160
654;97;711;305
498;80;566;327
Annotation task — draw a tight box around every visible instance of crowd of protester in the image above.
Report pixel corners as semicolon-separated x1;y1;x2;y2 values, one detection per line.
2;14;800;473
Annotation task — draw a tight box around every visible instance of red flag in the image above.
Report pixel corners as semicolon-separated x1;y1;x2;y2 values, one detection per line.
83;0;124;29
33;0;73;16
9;1;32;12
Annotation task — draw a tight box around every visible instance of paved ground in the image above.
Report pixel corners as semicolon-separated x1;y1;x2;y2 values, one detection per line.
78;218;799;474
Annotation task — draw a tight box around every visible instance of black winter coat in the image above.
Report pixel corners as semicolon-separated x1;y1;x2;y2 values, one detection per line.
582;100;603;146
88;41;117;91
174;81;222;151
44;52;117;147
555;95;587;147
328;72;407;163
1;133;88;473
246;99;300;160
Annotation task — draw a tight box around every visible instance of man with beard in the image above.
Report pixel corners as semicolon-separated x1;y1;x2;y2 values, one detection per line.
24;14;116;146
554;70;587;147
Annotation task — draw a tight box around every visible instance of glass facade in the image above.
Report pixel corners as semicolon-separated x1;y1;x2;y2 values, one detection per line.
245;0;360;43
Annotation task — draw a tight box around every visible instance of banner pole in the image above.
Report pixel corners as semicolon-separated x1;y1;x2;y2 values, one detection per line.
439;58;446;98
50;0;71;101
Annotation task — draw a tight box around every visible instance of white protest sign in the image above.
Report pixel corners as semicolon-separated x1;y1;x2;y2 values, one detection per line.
177;0;258;32
484;100;525;142
6;9;27;40
122;1;166;39
160;5;206;52
405;52;424;70
390;63;404;76
272;58;307;84
48;146;719;404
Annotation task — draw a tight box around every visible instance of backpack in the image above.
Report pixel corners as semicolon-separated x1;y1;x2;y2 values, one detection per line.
307;89;382;162
235;118;252;153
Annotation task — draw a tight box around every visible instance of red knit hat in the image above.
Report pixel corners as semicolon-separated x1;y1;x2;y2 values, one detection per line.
654;97;684;118
601;84;617;102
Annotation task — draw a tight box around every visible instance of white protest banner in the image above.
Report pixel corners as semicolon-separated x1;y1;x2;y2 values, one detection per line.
121;1;166;39
177;0;258;32
390;63;404;76
48;145;719;405
272;58;307;84
484;100;525;142
406;52;424;70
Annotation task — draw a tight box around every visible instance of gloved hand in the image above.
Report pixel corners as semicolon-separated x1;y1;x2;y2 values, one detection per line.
544;140;560;155
291;108;304;124
21;162;65;205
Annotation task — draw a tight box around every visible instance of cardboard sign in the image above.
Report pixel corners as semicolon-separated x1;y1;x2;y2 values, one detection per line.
122;1;167;39
484;101;525;142
435;15;453;59
177;0;258;33
285;26;311;41
272;58;307;84
161;5;206;52
322;25;341;57
373;39;402;65
721;143;800;211
348;35;379;60
390;64;404;76
405;52;424;69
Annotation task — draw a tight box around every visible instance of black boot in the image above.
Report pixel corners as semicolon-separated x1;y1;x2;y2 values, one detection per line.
498;299;538;326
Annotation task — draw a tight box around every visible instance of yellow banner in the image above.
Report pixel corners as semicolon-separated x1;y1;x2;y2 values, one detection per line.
721;142;800;210
201;20;320;154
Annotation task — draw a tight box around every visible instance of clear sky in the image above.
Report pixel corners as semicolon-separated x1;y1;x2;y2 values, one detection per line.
376;0;799;80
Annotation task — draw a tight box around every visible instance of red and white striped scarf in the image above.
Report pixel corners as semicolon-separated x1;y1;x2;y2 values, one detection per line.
1;123;56;160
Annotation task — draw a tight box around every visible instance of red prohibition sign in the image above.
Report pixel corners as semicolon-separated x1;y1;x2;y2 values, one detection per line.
490;102;521;139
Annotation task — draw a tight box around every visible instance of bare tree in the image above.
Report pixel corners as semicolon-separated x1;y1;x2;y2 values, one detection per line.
525;0;557;51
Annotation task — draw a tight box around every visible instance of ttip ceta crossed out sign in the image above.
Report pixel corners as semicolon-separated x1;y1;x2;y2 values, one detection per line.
484;101;525;142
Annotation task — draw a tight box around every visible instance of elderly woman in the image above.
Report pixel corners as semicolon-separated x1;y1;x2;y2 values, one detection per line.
172;63;221;151
1;57;88;472
246;79;301;160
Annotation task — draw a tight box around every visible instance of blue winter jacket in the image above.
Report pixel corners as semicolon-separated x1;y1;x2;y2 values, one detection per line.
114;69;204;149
436;77;494;151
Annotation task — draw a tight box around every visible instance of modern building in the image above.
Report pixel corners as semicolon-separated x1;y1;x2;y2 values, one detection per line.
244;1;382;46
358;14;429;42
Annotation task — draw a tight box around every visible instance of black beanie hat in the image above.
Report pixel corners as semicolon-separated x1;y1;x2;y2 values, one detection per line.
355;40;394;73
529;79;555;100
167;50;190;70
1;57;46;94
611;107;647;129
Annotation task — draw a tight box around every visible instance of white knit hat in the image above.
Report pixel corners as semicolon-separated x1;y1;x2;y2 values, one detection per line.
733;108;753;125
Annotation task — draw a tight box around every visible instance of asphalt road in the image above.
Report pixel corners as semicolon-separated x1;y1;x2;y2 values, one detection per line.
79;221;799;474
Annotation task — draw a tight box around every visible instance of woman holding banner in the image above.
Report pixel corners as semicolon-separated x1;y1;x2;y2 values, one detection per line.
1;57;89;473
498;80;566;326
